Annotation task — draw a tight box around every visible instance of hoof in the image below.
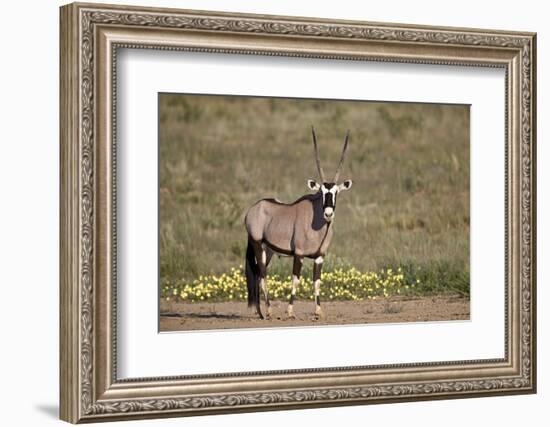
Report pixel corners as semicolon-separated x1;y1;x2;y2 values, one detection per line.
313;308;325;320
265;307;273;320
255;306;264;320
287;307;295;319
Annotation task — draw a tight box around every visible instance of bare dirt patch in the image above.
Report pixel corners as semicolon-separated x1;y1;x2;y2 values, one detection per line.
159;296;469;332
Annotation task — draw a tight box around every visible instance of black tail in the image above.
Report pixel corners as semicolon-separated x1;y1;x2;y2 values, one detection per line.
245;240;260;308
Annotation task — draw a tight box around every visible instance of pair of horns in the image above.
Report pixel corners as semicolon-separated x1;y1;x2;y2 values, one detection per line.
311;126;350;183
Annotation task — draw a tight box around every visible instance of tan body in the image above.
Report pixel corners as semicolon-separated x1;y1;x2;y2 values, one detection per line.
245;194;333;258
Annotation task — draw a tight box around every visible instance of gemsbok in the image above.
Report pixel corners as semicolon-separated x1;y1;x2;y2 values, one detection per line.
244;127;353;320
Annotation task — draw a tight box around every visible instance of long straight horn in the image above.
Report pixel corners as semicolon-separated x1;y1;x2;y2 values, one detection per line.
334;130;350;182
311;126;325;182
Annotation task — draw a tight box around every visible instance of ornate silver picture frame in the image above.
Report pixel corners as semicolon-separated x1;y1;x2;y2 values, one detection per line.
60;2;536;423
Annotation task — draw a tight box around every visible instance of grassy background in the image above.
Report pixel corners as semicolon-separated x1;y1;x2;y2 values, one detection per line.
159;94;470;297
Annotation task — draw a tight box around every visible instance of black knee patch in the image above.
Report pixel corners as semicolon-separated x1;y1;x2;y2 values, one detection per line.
315;295;320;306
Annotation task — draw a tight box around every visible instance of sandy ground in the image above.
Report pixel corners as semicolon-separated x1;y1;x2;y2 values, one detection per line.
159;296;469;332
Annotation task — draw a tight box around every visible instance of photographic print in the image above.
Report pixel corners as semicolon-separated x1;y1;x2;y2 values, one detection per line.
159;94;470;332
60;4;536;420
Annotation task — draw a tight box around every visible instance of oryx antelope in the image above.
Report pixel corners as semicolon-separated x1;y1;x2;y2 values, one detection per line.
244;127;353;320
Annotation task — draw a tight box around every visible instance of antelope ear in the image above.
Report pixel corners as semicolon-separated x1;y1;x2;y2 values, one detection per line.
339;180;353;191
307;179;320;191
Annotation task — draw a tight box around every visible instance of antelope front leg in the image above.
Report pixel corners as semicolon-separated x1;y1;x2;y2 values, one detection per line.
313;256;324;319
287;256;302;319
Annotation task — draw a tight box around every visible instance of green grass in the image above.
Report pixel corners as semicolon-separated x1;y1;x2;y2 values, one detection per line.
386;260;470;298
159;94;470;299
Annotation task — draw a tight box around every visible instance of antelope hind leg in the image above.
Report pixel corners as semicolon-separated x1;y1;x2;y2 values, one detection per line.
287;256;302;319
252;242;272;319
